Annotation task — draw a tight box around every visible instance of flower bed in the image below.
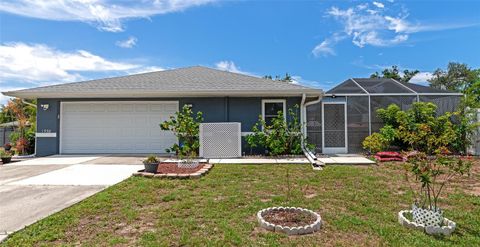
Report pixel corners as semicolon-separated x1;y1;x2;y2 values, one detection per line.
398;210;456;236
257;207;322;235
134;163;213;179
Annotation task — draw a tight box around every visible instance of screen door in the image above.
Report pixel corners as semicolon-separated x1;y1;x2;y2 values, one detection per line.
322;102;347;154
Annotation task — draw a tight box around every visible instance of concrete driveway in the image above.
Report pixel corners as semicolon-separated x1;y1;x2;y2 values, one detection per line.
0;155;143;242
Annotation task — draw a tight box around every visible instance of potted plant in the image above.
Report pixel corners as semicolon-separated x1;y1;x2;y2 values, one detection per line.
143;155;159;173
403;151;471;228
4;143;12;151
1;150;12;164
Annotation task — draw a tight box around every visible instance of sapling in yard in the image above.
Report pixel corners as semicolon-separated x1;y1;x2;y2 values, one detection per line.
404;150;471;226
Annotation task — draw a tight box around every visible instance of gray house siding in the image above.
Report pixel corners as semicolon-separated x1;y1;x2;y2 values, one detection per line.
36;99;61;157
35;97;302;156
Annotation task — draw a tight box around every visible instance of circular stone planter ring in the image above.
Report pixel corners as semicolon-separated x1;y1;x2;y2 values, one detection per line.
257;207;322;235
398;210;456;236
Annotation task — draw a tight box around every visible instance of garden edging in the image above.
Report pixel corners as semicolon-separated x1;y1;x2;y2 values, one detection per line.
398;210;456;236
133;163;213;179
257;207;322;235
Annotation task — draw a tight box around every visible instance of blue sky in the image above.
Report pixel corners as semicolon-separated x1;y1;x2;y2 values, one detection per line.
1;0;479;103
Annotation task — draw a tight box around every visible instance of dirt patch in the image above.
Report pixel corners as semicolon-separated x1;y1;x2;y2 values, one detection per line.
156;163;205;174
262;210;317;227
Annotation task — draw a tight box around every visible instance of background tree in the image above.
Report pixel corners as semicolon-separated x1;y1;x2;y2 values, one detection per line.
370;65;419;82
263;73;293;82
428;62;480;153
428;62;478;92
3;99;37;154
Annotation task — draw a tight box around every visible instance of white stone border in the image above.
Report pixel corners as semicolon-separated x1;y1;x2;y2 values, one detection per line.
133;164;213;179
398;210;456;236
257;207;322;235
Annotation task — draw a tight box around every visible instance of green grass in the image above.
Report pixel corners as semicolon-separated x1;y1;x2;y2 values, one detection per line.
2;163;479;246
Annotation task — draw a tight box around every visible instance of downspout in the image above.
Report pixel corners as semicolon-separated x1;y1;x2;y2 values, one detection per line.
301;93;323;168
22;100;37;108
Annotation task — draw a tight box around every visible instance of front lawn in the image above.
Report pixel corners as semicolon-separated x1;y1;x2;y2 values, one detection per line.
3;161;479;246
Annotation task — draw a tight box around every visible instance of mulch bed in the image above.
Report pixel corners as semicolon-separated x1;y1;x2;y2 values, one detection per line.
263;209;317;227
156;162;205;174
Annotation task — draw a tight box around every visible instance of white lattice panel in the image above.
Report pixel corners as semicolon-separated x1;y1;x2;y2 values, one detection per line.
200;123;241;158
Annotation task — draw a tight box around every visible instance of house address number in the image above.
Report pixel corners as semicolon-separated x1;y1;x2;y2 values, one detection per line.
41;129;52;133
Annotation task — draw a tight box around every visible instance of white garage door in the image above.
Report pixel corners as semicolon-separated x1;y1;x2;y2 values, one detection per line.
60;101;178;154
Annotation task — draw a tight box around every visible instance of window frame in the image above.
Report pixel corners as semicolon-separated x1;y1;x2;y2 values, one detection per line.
261;99;287;127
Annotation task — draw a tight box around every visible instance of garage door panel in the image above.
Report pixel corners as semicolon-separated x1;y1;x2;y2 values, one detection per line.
61;102;178;154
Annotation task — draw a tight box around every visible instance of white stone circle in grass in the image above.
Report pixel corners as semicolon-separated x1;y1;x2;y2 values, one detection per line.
257;207;322;235
398;210;456;236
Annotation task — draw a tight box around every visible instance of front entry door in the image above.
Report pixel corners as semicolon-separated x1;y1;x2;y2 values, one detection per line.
322;102;347;154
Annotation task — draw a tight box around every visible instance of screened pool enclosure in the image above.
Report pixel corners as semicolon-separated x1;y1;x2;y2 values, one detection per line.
306;78;463;154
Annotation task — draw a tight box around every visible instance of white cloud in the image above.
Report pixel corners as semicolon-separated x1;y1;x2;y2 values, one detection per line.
409;72;433;84
324;5;413;48
0;0;216;32
312;40;336;57
116;36;137;48
291;76;321;88
372;2;384;8
357;3;369;10
215;60;250;75
314;2;477;56
0;42;139;85
312;33;346;57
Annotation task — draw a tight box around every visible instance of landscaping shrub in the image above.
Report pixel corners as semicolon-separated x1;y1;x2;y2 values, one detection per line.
362;102;469;154
4;99;36;155
246;105;311;155
362;133;388;154
160;105;203;158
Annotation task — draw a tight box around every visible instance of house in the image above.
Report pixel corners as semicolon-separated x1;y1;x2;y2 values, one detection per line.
2;66;322;156
2;67;463;157
306;78;463;154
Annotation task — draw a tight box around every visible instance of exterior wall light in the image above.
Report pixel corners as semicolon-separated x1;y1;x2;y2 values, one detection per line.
40;104;50;111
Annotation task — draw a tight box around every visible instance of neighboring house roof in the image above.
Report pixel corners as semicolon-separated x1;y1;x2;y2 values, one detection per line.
327;78;462;95
3;66;322;98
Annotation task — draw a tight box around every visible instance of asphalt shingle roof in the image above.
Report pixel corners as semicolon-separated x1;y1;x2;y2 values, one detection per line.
3;66;321;98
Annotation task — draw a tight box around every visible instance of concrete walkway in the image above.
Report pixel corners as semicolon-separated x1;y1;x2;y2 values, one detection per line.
317;156;376;165
0;155;142;242
208;156;375;165
209;158;310;164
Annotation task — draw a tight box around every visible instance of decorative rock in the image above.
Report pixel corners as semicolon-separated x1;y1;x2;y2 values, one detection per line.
189;173;202;179
274;225;285;233
143;173;154;178
154;173;167;178
177;174;190;179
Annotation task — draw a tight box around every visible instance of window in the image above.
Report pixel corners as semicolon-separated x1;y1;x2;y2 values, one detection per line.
262;99;286;126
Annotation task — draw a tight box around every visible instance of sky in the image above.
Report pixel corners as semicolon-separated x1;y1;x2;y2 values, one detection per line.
1;0;480;104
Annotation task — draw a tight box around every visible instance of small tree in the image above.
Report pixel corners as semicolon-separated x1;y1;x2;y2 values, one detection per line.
160;105;203;158
404;152;471;212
